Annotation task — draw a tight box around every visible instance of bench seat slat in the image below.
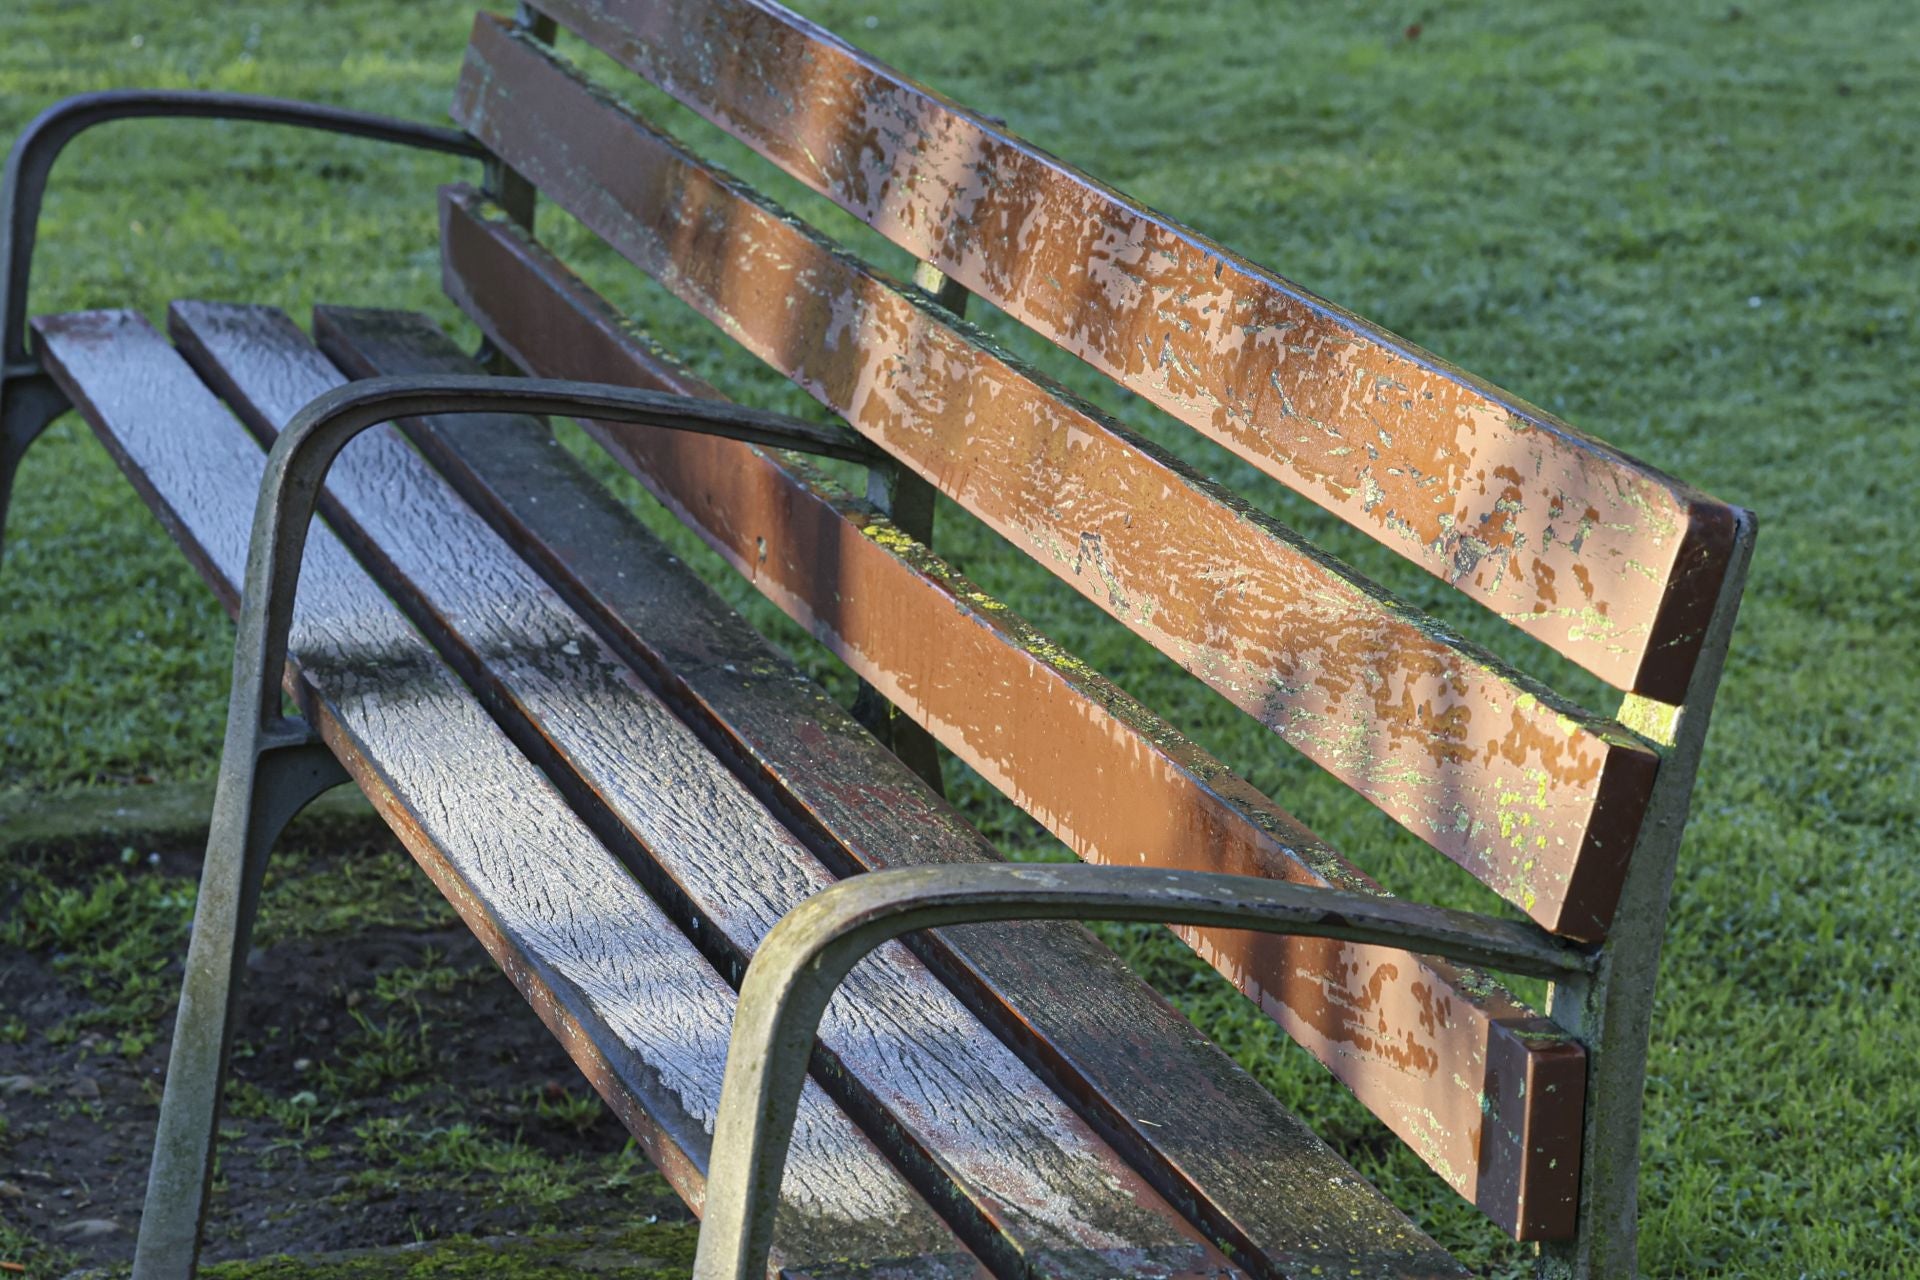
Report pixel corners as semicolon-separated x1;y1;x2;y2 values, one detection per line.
31;308;983;1280
310;303;1477;1276
436;187;1587;1242
451;17;1660;944
167;301;1245;1280
532;0;1741;705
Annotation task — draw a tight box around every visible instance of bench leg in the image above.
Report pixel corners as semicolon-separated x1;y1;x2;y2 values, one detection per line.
0;362;69;565
131;722;347;1280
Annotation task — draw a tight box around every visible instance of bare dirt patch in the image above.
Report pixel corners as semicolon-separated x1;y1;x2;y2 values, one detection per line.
0;825;692;1278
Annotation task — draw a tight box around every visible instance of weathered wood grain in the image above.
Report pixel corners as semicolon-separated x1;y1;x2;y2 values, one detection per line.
168;301;1242;1280
313;302;1481;1273
450;17;1662;943
529;0;1741;704
31;308;982;1280
434;188;1589;1242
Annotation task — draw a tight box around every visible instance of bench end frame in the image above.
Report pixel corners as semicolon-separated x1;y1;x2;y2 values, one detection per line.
693;862;1592;1280
129;371;889;1278
1542;505;1758;1280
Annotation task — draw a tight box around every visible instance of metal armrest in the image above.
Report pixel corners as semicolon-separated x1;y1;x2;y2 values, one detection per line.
0;90;486;563
228;373;881;744
693;861;1593;1280
3;90;484;369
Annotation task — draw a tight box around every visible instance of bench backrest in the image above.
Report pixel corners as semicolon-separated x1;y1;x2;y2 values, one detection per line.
441;0;1754;1247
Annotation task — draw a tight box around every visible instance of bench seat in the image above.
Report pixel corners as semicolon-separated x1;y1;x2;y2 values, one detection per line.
36;303;1468;1279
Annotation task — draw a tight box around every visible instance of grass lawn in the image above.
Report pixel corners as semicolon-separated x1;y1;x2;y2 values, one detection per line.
2;1;1915;1276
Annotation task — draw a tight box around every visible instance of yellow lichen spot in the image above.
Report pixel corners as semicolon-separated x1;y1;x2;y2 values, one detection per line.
1617;691;1682;748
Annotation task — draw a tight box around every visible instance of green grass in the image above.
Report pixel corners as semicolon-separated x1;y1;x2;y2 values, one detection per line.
195;1224;697;1279
0;857;196;1056
2;1;1915;1276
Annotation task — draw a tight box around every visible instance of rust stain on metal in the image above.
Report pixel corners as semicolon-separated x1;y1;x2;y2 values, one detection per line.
438;185;1585;1239
450;17;1662;943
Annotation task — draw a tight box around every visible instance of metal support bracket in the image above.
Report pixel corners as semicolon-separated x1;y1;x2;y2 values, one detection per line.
0;360;69;564
849;259;968;796
480;5;559;231
848;452;944;794
1538;507;1758;1280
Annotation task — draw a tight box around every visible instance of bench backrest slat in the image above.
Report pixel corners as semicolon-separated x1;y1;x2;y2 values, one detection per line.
440;182;1586;1240
451;15;1661;943
529;0;1741;706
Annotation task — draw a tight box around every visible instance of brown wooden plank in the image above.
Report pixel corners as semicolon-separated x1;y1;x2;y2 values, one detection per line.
532;0;1742;704
435;187;1589;1242
168;300;1243;1280
31;308;982;1280
450;18;1659;942
314;303;1479;1276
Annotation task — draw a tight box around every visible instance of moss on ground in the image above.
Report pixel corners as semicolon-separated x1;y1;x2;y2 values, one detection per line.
198;1225;698;1280
0;839;684;1279
55;1224;697;1280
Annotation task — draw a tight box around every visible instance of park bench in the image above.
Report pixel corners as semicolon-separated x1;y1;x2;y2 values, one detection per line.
0;3;1756;1278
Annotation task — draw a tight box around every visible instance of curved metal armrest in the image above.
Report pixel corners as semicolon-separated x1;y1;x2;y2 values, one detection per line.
694;861;1592;1280
2;90;485;371
221;373;881;749
0;93;488;566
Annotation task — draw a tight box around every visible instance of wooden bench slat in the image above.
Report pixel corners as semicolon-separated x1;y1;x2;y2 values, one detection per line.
31;308;983;1280
451;17;1661;943
436;186;1587;1242
166;301;1243;1280
311;302;1477;1275
532;0;1742;704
